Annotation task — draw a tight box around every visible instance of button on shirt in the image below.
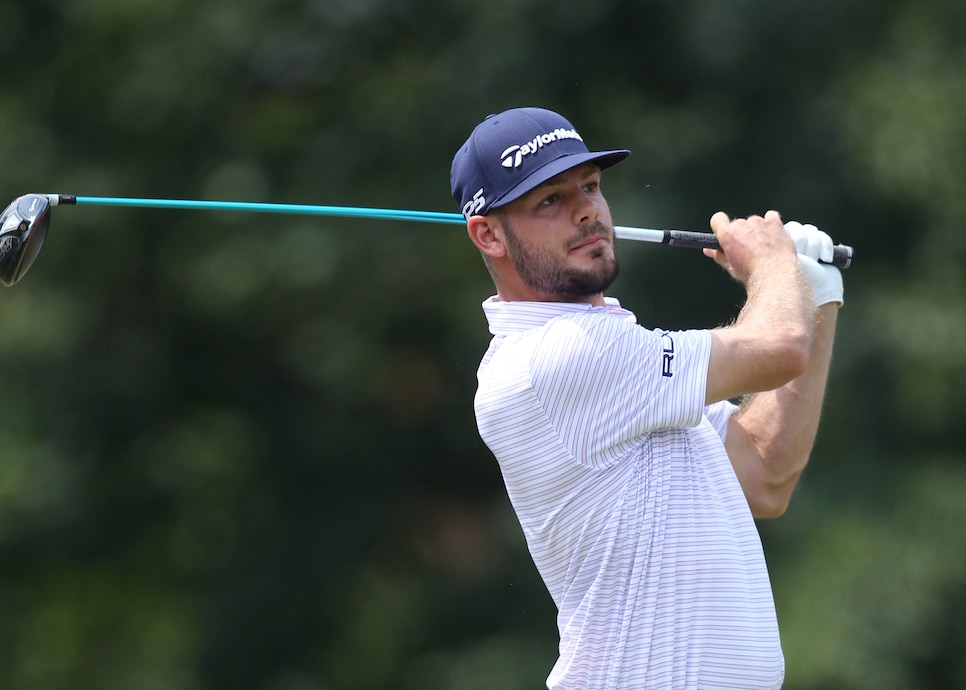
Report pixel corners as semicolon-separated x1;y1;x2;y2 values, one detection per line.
475;297;784;690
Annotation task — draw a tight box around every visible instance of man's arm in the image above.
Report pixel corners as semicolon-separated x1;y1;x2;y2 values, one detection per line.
703;210;814;405
724;304;838;518
709;218;844;518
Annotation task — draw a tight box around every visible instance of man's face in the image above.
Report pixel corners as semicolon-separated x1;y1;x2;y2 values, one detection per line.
496;163;619;300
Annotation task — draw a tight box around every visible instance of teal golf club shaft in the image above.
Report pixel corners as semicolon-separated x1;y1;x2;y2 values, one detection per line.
46;194;853;268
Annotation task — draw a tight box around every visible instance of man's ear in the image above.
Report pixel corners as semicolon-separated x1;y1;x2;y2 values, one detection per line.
466;215;507;258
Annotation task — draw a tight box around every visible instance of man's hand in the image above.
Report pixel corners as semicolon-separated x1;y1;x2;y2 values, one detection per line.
705;210;799;286
784;221;844;307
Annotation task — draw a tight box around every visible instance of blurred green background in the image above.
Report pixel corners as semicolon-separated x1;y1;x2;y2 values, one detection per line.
1;0;964;688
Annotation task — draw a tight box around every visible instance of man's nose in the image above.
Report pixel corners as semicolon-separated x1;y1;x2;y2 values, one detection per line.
572;188;599;226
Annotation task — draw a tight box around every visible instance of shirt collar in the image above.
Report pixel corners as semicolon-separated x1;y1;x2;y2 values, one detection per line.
481;296;638;335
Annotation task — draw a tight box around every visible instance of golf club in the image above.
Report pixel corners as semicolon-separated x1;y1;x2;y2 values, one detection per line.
0;193;853;286
0;194;52;287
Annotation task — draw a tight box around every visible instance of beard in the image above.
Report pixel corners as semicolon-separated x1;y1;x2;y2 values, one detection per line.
502;217;620;300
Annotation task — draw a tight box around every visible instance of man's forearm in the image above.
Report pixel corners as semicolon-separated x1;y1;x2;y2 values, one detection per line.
728;304;839;517
705;250;814;404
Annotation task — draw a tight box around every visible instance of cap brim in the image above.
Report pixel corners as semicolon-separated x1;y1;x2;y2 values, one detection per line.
488;149;630;212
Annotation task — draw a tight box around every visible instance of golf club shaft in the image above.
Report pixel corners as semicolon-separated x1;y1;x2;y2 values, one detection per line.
47;194;853;268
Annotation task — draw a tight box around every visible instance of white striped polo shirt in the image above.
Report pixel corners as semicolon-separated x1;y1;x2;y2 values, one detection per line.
475;297;784;690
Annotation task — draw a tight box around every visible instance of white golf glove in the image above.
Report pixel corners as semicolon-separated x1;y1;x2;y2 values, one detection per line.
785;220;844;307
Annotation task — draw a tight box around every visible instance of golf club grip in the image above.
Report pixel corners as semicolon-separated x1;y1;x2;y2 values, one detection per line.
664;230;853;269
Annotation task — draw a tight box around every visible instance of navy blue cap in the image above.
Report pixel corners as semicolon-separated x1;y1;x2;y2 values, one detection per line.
451;107;630;219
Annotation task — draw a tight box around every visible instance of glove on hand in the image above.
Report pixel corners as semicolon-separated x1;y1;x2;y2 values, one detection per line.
784;220;844;307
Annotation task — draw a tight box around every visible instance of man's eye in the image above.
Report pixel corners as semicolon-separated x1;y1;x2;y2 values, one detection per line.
540;194;559;206
584;181;599;193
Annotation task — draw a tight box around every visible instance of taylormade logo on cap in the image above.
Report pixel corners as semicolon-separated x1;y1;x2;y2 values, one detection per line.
500;127;584;169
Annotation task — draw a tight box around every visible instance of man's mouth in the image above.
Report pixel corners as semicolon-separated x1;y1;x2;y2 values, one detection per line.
570;235;607;252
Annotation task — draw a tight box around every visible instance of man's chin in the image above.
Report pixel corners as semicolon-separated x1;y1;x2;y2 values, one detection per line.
561;261;619;297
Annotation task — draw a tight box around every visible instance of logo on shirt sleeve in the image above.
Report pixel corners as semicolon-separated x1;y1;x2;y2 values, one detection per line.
660;332;675;378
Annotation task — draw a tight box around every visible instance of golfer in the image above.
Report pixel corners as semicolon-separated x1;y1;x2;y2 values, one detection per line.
451;107;842;689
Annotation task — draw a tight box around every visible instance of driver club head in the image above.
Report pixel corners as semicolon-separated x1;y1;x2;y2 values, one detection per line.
0;194;52;286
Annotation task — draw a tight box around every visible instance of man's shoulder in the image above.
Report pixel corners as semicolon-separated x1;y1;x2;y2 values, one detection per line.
481;297;638;336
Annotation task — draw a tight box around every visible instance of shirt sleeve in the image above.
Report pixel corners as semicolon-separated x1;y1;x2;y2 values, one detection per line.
704;399;739;442
529;313;713;469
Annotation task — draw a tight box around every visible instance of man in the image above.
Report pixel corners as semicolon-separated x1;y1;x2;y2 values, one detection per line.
450;107;842;689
